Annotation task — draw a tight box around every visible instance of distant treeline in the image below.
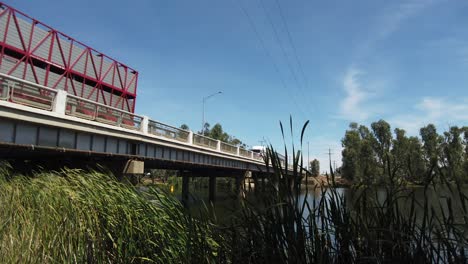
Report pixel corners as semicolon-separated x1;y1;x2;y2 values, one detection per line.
341;120;468;185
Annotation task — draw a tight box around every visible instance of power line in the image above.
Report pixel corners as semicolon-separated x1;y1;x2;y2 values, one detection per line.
233;0;309;120
258;0;313;119
274;0;317;114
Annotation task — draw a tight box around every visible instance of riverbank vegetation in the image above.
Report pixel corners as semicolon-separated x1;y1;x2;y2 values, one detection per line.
1;121;467;263
0;161;220;263
342;120;468;185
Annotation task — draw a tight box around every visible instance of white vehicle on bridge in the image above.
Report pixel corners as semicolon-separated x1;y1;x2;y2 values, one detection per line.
250;146;286;167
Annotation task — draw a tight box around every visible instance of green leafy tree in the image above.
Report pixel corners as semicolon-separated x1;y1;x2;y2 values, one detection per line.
209;123;229;142
358;125;379;184
391;128;408;180
371;120;393;182
199;122;246;147
341;123;361;181
391;128;426;183
463;127;468;178
420;124;442;182
405;136;426;183
441;126;464;181
180;124;189;130
201;122;211;136
309;159;320;177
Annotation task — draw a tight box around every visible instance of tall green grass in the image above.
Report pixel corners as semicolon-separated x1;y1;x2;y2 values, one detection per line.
0;162;220;263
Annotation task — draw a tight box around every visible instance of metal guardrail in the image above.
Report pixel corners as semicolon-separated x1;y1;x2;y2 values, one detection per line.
193;134;218;150
148;120;190;142
0;80;9;100
0;73;266;162
221;142;237;154
239;148;251;158
65;95;142;131
253;153;263;161
0;75;56;110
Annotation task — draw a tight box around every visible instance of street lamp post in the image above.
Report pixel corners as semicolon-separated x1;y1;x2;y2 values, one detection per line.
307;141;310;171
202;91;222;134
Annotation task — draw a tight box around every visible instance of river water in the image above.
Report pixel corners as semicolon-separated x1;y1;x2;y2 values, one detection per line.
166;179;468;225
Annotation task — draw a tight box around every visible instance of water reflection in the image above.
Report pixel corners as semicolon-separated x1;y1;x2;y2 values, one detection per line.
177;183;468;226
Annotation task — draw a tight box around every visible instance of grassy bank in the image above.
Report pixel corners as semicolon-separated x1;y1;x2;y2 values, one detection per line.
0;162;220;263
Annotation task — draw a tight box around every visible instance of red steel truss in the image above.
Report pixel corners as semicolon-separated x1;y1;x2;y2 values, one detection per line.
0;2;138;112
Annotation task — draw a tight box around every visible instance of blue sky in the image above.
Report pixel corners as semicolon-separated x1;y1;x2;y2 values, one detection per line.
11;0;468;171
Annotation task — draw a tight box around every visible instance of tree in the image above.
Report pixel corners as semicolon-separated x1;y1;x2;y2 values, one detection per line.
209;123;229;142
463;127;468;178
180;124;189;130
341;123;361;181
391;128;426;183
200;122;211;136
391;128;408;180
199;122;246;147
405;136;426;183
441;126;464;182
358;126;379;184
420;124;442;181
371;120;393;182
309;159;320;177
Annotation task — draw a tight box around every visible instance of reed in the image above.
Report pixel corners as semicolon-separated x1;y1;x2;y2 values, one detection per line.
221;119;468;263
0;166;219;263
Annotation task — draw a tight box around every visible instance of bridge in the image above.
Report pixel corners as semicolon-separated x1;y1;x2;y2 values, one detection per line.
0;73;276;202
0;2;288;203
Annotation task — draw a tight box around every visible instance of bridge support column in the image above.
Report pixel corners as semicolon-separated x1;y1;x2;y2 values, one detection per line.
141;116;149;134
53;90;67;115
119;160;144;185
261;174;266;192
252;172;259;195
235;173;244;197
187;131;193;145
216;140;221;152
182;171;190;207
208;175;216;202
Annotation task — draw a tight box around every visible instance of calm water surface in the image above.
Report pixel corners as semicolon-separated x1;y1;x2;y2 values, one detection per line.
168;181;468;224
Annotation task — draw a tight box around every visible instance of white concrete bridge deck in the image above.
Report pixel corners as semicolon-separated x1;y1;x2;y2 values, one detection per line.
0;73;268;172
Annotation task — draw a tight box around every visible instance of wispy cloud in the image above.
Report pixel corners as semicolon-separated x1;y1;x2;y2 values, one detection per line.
390;97;468;135
339;67;370;121
339;0;440;123
354;0;438;60
377;0;437;40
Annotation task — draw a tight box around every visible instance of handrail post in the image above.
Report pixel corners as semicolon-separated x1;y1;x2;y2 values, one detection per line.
250;151;254;159
236;146;240;156
188;131;193;145
216;140;221;152
141;116;149;134
53;90;67;115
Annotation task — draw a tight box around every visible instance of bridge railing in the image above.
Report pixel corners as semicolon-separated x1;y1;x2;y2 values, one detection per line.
220;142;238;154
253;152;263;161
239;148;251;158
0;74;57;110
148;120;190;143
193;134;218;150
0;73;265;162
65;94;143;130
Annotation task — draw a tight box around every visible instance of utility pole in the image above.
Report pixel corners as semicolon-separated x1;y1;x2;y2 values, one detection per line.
325;148;334;173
